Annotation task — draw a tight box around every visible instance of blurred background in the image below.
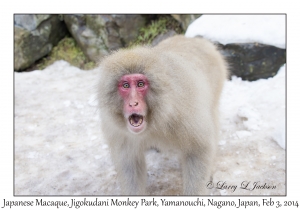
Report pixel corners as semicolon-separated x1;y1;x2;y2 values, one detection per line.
14;14;286;82
14;14;195;71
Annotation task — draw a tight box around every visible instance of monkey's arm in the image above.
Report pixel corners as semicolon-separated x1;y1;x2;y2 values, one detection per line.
180;131;215;196
110;141;147;195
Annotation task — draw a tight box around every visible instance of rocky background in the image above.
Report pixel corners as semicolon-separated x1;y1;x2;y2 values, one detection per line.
14;14;285;81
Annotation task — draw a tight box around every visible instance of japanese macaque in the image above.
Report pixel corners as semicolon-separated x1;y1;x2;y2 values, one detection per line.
97;35;228;195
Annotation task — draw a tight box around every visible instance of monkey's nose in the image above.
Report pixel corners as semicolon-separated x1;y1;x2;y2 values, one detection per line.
129;102;138;107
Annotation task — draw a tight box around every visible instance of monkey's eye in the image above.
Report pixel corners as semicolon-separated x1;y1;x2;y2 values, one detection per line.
137;81;144;87
123;83;130;88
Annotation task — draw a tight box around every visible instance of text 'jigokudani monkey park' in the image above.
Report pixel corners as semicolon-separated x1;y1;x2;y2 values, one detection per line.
97;35;228;195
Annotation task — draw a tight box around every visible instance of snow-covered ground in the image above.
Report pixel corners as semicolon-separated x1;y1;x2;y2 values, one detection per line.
14;15;286;195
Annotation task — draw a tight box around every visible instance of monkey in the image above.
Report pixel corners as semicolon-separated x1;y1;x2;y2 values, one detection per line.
97;35;228;195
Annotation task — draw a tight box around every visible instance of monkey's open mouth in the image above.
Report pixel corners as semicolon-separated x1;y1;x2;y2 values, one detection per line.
129;114;144;127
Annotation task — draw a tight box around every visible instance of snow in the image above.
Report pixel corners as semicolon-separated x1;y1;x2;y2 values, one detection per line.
186;15;286;49
14;15;285;196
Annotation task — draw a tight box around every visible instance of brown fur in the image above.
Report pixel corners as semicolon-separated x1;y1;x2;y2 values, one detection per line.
98;35;228;195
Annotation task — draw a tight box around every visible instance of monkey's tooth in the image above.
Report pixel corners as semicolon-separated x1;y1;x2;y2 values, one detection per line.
129;114;143;127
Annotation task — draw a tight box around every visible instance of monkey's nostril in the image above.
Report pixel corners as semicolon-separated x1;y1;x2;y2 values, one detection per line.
129;102;138;107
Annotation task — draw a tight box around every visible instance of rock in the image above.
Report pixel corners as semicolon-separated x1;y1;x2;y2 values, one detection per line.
14;15;68;71
14;15;50;31
218;42;286;81
171;14;201;31
64;14;146;62
151;30;177;46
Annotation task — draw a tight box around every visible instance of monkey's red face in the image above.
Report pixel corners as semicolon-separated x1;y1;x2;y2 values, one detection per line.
118;74;149;134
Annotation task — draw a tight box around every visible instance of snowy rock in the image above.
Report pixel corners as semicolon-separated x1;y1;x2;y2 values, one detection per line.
186;15;286;81
186;15;285;48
